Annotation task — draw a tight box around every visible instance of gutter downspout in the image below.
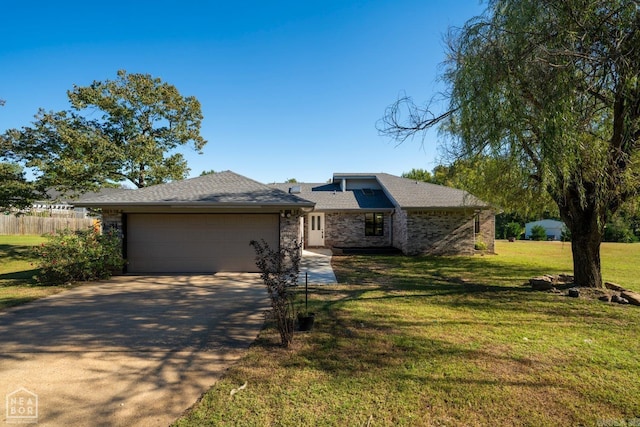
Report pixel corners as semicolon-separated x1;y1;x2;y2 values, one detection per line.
390;209;394;247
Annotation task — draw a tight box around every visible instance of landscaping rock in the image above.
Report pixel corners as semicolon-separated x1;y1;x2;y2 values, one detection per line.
610;295;630;304
530;276;554;291
559;274;574;283
621;291;640;306
598;295;611;302
568;288;580;298
605;282;625;292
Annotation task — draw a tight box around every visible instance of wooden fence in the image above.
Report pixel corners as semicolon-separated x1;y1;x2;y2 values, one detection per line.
0;215;96;235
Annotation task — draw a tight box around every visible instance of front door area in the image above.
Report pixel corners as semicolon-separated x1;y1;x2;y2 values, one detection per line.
307;213;325;246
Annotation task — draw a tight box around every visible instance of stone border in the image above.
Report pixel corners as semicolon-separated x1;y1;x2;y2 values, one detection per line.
605;282;640;306
528;275;640;306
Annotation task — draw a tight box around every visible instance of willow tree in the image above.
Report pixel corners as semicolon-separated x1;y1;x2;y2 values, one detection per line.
380;0;640;288
4;70;206;192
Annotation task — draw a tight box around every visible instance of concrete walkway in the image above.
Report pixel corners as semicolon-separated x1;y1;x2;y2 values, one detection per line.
300;248;337;285
0;274;268;427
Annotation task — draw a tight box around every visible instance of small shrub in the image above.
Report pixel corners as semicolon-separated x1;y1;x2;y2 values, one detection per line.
604;217;638;243
504;222;524;240
32;228;125;285
250;239;301;348
561;226;572;242
474;240;488;250
529;225;547;241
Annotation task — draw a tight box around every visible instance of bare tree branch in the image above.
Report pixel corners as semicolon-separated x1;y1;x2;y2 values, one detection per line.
377;95;457;145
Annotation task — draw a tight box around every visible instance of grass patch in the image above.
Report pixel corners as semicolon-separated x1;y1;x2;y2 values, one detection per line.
0;235;74;310
175;241;640;426
490;241;640;292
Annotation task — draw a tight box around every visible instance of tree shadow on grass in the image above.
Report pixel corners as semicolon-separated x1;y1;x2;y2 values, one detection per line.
0;243;37;261
283;255;639;371
330;253;583;303
230;254;640;426
0;268;40;283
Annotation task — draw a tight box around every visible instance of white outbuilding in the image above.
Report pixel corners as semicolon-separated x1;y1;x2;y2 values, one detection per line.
525;219;566;240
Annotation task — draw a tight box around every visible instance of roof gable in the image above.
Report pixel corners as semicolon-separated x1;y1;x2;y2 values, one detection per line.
373;173;489;209
326;172;488;209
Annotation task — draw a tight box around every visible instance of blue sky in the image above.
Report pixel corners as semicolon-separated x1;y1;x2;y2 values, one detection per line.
1;1;485;185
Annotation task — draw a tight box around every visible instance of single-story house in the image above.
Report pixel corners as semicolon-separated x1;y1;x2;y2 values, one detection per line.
525;219;565;240
77;171;494;273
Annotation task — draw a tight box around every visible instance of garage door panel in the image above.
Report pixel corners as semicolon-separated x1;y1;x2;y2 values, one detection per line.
127;214;279;273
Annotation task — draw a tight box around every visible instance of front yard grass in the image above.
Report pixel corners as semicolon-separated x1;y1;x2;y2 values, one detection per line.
0;235;73;310
175;241;640;427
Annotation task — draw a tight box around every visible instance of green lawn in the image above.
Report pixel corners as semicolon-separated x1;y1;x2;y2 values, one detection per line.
491;241;640;293
0;235;73;309
175;241;640;427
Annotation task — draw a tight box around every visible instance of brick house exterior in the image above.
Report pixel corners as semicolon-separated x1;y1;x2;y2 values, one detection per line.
79;171;495;273
273;173;495;256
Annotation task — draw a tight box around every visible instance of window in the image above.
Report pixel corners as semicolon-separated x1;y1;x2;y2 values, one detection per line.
474;214;481;234
365;213;384;236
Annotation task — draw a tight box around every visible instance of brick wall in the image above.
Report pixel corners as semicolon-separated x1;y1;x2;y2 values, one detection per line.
324;212;392;248
279;213;303;249
102;210;124;236
404;210;476;255
392;208;408;253
477;210;495;253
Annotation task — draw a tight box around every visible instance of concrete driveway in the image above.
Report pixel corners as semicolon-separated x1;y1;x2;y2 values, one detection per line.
0;274;268;427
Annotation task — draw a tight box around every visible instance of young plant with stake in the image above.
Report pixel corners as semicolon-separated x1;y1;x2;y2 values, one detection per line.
250;239;301;348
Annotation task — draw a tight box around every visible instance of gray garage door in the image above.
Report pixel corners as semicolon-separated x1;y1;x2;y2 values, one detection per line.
126;213;279;273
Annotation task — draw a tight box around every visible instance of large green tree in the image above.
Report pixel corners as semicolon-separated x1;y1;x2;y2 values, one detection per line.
0;162;43;212
380;0;640;288
1;98;44;211
401;168;433;183
4;70;206;191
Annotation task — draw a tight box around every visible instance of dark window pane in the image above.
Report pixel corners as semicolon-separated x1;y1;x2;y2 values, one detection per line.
365;213;383;236
375;213;384;236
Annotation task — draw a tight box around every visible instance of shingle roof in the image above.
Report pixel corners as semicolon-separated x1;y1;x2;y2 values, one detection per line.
271;173;489;211
270;183;394;211
76;171;315;208
372;173;489;209
41;187;130;203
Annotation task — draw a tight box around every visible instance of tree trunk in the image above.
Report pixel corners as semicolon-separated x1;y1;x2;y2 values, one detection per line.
561;198;605;288
570;232;603;288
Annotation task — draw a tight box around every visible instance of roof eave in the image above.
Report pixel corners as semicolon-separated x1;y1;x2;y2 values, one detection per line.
76;201;316;209
313;207;395;212
401;205;492;210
